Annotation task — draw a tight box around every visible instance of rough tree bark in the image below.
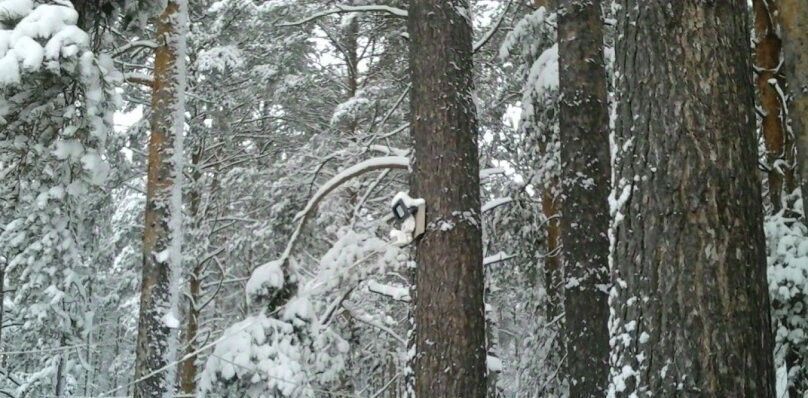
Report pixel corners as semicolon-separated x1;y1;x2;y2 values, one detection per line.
408;0;487;396
556;0;610;395
133;1;186;397
609;1;776;396
779;0;808;210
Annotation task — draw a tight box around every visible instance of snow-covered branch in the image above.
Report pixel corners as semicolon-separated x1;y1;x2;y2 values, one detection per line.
293;156;409;224
484;252;515;266
113;39;159;58
343;304;407;345
480;167;506;180
366;280;410;302
482;197;512;213
248;157;409;302
279;5;408;27
473;0;513;53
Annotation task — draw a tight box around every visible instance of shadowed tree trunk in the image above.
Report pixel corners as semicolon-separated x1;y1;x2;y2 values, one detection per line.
531;0;563;340
408;0;487;396
133;1;187;397
556;0;610;395
608;1;776;396
779;0;808;211
541;189;562;321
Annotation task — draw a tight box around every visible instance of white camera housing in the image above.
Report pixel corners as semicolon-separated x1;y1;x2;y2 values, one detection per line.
390;192;426;246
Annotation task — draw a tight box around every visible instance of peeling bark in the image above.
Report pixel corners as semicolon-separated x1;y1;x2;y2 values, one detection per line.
133;2;186;396
779;0;808;212
754;0;792;212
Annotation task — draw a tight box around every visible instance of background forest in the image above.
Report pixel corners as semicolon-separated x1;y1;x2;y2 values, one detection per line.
0;0;806;397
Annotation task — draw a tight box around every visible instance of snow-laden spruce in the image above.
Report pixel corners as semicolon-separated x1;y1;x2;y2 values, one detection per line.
0;1;119;395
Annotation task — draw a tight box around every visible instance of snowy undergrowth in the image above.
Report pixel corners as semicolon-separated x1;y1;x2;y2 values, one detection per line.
204;227;405;396
765;210;808;394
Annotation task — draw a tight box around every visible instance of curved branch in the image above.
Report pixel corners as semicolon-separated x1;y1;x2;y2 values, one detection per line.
251;156;409;297
279;5;408;27
473;0;513;53
482;197;512;213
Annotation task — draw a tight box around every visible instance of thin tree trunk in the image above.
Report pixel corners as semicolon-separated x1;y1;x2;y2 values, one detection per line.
779;0;808;211
0;264;4;369
179;149;203;396
133;1;187;396
408;0;487;396
178;262;200;395
754;0;790;212
55;333;67;397
542;189;563;321
556;0;611;395
609;1;776;396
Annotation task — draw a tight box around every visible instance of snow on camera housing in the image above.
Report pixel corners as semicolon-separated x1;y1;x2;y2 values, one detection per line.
389;192;426;246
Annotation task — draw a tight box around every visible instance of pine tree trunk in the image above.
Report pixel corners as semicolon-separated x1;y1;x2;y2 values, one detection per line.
779;0;808;211
178;263;200;395
754;0;791;212
178;150;203;396
556;0;610;395
408;0;487;396
134;1;186;396
609;1;776;396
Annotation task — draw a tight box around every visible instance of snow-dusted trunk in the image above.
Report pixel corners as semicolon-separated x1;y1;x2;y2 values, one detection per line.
754;0;794;212
0;264;4;368
779;0;808;213
178;150;203;396
178;263;200;395
530;0;563;340
408;0;487;396
134;1;187;397
556;0;610;395
609;1;776;396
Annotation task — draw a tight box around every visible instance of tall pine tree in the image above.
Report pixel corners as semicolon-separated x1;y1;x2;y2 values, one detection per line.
409;0;487;396
608;1;776;396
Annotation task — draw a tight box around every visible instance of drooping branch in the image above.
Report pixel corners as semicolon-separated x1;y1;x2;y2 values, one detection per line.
482;197;512;213
278;4;408;27
249;156;509;304
483;252;515;266
247;156;409;304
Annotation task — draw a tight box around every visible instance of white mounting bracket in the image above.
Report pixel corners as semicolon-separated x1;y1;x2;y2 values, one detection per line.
390;192;426;245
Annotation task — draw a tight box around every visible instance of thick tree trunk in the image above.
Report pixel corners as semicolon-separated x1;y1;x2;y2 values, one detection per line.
779;0;808;211
609;1;776;396
133;1;186;397
754;0;791;212
556;0;610;395
408;1;487;396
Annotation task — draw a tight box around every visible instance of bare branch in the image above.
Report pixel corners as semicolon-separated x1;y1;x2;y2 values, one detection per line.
473;0;513;53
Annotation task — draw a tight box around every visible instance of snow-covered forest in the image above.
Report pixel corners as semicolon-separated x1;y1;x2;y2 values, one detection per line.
0;0;807;397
